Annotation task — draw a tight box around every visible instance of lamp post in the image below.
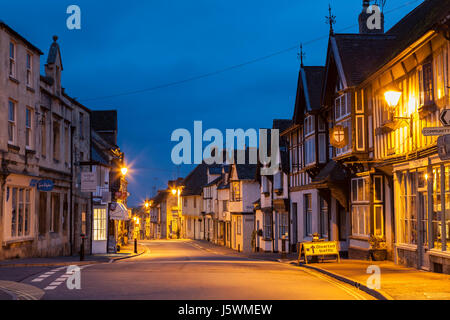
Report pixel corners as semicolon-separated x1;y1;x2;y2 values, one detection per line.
170;187;183;239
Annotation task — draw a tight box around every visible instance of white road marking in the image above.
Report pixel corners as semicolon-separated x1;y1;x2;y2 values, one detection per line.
44;286;57;290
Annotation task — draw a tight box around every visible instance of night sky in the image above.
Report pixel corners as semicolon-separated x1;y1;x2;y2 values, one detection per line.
1;0;422;206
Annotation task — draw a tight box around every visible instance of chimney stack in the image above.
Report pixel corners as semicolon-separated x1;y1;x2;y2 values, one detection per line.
359;0;384;34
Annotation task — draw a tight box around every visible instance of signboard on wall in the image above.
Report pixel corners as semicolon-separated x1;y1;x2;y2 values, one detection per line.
81;172;97;192
37;180;54;192
329;126;348;148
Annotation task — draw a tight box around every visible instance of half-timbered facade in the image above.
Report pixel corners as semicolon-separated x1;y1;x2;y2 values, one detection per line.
363;0;450;272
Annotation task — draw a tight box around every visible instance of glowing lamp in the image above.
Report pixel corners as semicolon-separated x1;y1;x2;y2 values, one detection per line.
121;167;128;176
384;90;402;108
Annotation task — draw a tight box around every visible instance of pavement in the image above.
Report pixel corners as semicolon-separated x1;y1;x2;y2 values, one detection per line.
0;239;374;300
298;259;450;300
0;242;147;268
1;239;449;300
191;240;450;300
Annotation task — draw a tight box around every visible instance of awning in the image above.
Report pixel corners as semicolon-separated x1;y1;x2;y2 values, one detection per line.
311;160;349;211
109;202;130;221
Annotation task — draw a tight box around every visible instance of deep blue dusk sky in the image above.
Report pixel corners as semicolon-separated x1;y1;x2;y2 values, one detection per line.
1;0;423;206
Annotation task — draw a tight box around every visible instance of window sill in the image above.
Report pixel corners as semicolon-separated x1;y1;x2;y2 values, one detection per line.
26;86;35;93
428;249;450;258
9;76;19;84
395;243;417;251
8;144;20;152
2;236;34;246
349;235;370;241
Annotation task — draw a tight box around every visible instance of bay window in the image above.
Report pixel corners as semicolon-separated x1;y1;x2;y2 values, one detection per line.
351;177;370;237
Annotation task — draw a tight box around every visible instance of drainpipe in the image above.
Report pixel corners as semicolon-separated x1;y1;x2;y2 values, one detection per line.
70;126;75;256
271;178;275;253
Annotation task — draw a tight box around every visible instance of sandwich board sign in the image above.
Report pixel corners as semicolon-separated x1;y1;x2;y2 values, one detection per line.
298;241;340;264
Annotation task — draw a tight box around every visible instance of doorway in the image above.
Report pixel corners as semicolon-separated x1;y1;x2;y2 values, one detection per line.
418;190;430;270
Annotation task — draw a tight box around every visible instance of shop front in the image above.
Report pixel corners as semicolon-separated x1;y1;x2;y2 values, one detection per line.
108;202;130;253
394;155;450;274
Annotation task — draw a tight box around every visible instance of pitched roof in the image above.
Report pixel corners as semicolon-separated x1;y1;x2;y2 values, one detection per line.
293;66;325;123
91;110;118;132
385;0;450;63
234;163;257;180
0;21;43;55
272;119;292;132
331;33;397;87
181;163;208;196
330;0;450;88
151;190;168;206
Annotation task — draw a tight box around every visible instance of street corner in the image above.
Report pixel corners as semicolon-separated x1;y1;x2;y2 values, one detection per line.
0;280;45;300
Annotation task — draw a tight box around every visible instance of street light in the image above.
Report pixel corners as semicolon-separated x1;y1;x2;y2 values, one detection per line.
121;167;128;176
384;89;402;108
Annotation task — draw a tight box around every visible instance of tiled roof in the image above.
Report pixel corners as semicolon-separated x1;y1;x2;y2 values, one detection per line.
332;33;397;87
235;163;257;180
181;163;208;196
385;0;450;64
151;190;168;206
293;66;325;123
91;110;118;132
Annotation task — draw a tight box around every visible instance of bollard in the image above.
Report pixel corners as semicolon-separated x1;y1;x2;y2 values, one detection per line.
281;237;286;260
80;235;85;261
134;238;137;254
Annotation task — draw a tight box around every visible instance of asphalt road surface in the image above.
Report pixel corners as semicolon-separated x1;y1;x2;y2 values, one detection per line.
2;240;373;300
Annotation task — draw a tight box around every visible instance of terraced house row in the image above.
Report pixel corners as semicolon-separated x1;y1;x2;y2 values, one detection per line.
0;22;129;260
147;0;450;274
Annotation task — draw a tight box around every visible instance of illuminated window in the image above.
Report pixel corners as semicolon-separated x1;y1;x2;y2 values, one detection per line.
93;208;107;241
231;181;241;202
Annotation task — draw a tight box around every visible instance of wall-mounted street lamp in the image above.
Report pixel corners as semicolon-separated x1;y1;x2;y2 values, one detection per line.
384;85;415;139
384;89;402;109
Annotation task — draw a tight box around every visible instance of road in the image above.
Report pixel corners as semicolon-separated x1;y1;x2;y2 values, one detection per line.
1;240;373;300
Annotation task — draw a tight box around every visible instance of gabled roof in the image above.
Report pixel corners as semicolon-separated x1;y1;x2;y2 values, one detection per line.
234;163;257;180
151;190;168;206
293;66;325;124
181;163;208;196
323;0;450;95
385;0;450;64
47;36;63;70
329;33;397;88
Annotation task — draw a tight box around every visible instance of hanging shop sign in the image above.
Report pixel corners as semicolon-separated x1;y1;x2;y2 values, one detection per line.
81;172;97;192
298;241;340;264
37;180;54;192
329;125;348;148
